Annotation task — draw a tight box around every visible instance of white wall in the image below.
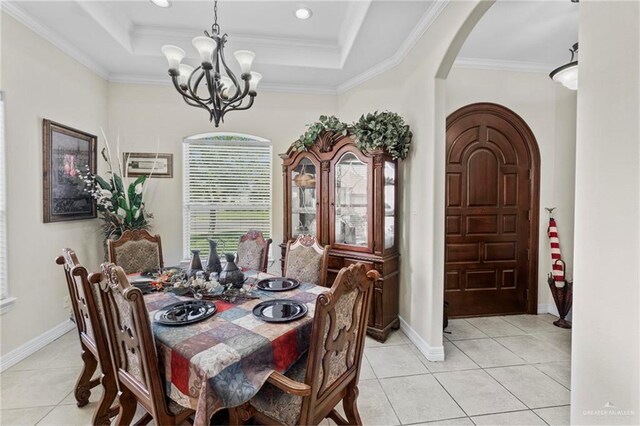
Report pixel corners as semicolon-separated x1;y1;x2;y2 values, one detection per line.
107;83;337;267
0;13;108;356
571;1;640;424
445;67;577;313
338;0;494;359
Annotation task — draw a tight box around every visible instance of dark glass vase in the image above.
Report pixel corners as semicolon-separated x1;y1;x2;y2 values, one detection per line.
187;249;204;278
219;253;245;288
206;239;222;275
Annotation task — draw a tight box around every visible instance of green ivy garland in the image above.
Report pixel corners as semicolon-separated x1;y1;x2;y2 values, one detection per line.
293;111;412;160
293;115;349;151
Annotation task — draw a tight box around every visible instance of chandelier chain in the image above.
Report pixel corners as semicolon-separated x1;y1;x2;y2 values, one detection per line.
212;0;220;34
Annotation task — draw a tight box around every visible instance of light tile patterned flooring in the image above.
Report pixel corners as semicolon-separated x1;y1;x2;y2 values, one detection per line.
0;314;571;425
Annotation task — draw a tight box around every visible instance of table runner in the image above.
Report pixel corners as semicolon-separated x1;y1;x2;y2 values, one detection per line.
144;272;326;424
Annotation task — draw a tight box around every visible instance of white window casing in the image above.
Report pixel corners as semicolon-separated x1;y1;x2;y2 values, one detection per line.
0;91;16;314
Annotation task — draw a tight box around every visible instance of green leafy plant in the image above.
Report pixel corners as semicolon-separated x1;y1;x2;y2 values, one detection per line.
293;115;349;151
77;134;154;242
352;111;412;160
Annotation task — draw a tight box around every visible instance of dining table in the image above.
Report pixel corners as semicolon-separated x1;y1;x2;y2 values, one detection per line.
142;270;326;425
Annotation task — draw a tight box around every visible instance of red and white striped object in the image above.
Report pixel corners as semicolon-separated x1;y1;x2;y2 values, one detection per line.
547;216;565;288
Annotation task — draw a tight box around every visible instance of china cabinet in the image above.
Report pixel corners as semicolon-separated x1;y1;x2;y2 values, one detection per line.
280;131;400;341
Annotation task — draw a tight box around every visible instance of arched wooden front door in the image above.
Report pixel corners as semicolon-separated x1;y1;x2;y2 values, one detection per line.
445;103;540;317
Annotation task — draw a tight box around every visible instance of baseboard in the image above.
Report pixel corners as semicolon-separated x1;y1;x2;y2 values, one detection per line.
538;303;573;322
0;319;75;372
537;303;560;316
398;316;445;361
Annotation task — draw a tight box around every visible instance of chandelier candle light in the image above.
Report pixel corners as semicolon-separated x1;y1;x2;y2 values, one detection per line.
161;0;261;127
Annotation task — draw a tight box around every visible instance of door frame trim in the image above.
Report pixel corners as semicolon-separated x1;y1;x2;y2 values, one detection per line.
446;102;541;315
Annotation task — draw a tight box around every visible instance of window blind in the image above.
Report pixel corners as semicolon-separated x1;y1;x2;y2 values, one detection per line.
0;92;7;300
183;138;272;260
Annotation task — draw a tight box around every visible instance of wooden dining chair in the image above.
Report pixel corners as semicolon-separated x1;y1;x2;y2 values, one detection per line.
108;229;164;274
88;263;195;426
55;249;118;425
237;263;379;426
236;229;273;273
284;235;329;287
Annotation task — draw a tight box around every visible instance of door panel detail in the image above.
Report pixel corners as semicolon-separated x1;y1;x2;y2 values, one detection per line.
445;103;540;317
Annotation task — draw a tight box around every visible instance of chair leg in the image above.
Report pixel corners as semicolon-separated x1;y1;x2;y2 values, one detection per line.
74;347;98;407
92;372;118;425
343;384;363;426
116;388;138;426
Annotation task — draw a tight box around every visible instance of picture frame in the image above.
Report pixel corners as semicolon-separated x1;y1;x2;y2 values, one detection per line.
124;152;173;178
43;119;97;223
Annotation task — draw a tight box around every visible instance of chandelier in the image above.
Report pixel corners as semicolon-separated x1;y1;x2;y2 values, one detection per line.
161;0;261;127
550;42;578;91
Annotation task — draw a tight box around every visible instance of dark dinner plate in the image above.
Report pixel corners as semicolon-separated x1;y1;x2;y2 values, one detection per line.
154;300;217;326
256;277;300;292
252;299;307;323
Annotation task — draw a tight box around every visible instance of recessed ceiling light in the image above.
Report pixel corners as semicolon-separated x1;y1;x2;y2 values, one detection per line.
150;0;171;8
295;7;313;20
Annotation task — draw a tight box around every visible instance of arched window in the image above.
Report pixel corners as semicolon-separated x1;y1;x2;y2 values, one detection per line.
183;133;272;260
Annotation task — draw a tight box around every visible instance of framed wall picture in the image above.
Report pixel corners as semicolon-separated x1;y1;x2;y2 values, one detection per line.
43;120;97;223
124;152;173;178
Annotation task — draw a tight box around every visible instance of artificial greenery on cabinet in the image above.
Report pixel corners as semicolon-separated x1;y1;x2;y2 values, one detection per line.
293;111;413;160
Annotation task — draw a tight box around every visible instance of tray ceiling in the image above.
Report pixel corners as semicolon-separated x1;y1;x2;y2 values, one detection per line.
1;0;578;94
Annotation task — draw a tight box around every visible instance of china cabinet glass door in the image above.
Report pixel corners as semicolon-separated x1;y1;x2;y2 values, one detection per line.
291;157;318;237
384;161;396;249
334;152;369;248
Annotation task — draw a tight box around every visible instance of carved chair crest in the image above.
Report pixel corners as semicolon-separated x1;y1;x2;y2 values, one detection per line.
108;229;164;274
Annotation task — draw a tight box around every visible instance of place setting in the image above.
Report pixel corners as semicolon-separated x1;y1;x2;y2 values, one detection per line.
150;266;308;326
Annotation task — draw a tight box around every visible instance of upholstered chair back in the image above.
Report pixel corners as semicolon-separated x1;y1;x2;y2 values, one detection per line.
90;263;170;421
300;263;378;424
236;229;273;272
284;235;329;287
108;229;164;274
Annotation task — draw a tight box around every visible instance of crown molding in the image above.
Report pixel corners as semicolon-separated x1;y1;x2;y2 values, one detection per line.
453;57;551;73
336;0;449;94
1;1;110;80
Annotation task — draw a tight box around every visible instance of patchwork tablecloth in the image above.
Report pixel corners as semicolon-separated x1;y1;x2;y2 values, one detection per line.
144;271;326;424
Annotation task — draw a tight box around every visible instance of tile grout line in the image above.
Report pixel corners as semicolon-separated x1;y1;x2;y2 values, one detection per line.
430;372;472;419
469;408;550;425
530;362;572;391
442;321;572;416
448;336;528;368
531;408;552;426
33;405;57;425
478;351;558;413
402;416;472;426
362;352;379;380
374;377;403;426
